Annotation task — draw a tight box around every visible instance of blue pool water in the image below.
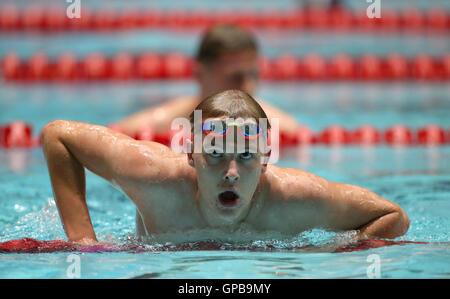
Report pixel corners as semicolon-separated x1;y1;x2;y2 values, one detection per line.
1;0;449;279
0;82;449;278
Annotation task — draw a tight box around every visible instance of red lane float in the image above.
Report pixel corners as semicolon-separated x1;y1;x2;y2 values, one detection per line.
280;131;298;147
43;7;67;31
385;53;409;79
377;9;399;30
136;52;163;79
1;52;21;80
412;54;437;80
351;125;381;145
329;7;354;29
0;5;448;32
21;6;44;30
116;9;141;30
0;5;20;30
29;52;49;80
2;52;449;82
110;123;450;148
83;53;108;80
427;7;448;30
163;52;193;79
302;54;327;80
273;54;300;80
70;8;92;30
0;237;430;254
359;54;383;80
133;126;155;142
296;125;316;145
417;124;445;145
111;52;134;80
384;125;413;146
56;52;77;80
334;239;429;253
1;122;448;149
402;7;425;30
0;121;36;148
443;54;450;79
0;238;74;253
91;8;116;31
317;125;352;145
329;54;356;80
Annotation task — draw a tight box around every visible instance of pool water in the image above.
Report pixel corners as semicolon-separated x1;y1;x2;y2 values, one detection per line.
1;0;449;279
0;82;449;279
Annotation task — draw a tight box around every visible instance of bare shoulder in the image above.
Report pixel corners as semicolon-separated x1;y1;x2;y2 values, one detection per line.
254;98;299;134
119;140;193;182
167;95;199;104
263;165;330;202
249;165;331;232
253;97;275;111
163;95;199;112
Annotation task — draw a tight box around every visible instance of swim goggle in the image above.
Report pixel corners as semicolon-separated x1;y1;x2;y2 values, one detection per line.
202;120;261;140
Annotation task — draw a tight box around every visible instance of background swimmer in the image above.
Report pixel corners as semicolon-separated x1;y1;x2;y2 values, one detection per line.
42;90;409;245
115;24;300;136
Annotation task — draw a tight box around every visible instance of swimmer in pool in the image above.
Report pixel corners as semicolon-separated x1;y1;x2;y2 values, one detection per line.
42;90;409;245
114;23;300;136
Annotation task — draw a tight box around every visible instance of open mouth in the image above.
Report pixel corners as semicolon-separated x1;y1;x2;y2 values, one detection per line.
218;191;240;208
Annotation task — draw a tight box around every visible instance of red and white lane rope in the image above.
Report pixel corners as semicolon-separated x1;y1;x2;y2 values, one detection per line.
0;5;448;32
2;52;449;81
1;121;448;149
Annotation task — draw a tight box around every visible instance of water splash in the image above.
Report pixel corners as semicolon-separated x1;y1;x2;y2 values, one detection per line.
1;198;65;242
0;196;362;252
114;227;360;253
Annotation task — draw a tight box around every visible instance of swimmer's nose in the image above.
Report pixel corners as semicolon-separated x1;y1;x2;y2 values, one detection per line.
223;160;239;183
224;174;239;183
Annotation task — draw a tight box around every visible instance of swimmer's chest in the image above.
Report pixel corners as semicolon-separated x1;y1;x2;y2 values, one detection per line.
134;184;205;233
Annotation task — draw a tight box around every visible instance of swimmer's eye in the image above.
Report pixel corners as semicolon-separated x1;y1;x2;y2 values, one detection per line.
209;150;223;158
239;152;254;160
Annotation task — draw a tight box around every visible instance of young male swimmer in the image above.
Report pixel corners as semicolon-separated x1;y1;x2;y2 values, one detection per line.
115;24;299;136
42;90;409;245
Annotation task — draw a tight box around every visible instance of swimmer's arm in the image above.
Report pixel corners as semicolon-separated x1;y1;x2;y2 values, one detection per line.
288;170;409;239
41;120;166;243
116;97;197;135
116;106;160;135
259;101;299;135
324;182;409;240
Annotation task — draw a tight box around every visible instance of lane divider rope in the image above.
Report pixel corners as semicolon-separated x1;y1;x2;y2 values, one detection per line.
0;5;448;32
1;121;448;149
2;52;450;81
